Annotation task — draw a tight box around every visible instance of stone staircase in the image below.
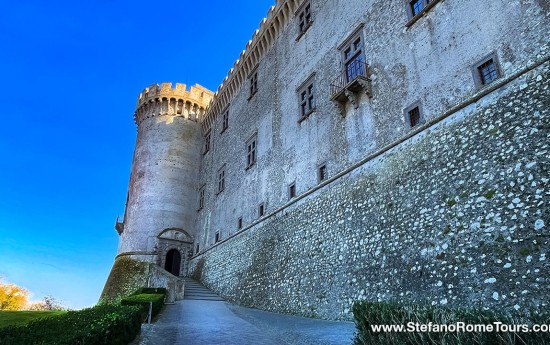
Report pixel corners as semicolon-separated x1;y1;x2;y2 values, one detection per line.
183;278;224;301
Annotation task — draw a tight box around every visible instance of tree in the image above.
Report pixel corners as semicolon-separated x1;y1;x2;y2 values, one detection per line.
0;281;29;310
29;295;65;311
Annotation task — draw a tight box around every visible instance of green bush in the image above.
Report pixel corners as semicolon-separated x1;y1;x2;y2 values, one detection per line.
136;287;167;295
0;304;142;345
121;293;165;319
353;301;550;345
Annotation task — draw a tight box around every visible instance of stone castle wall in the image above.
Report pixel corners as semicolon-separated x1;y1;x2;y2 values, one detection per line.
190;62;549;320
194;0;549;252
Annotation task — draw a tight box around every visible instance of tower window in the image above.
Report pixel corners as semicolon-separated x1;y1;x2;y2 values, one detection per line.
258;203;265;217
195;244;200;254
215;231;221;243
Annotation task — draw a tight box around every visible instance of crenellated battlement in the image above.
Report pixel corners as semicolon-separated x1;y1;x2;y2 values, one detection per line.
137;83;213;109
201;0;305;132
134;82;214;126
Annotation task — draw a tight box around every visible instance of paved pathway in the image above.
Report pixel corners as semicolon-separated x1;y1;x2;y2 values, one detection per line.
132;300;355;345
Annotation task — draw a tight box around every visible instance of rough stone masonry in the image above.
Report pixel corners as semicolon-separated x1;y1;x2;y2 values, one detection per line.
190;63;549;320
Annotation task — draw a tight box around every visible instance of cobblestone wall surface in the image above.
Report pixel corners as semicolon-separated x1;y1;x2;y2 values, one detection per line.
190;63;549;320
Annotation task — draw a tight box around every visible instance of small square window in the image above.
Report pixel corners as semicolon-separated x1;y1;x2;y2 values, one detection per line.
203;130;211;155
246;134;257;169
258;203;265;217
289;183;296;199
221;109;229;133
215;231;221;243
249;71;258;99
408;107;421;127
318;164;327;182
404;102;424;129
478;60;498;85
472;53;501;88
238;217;243;230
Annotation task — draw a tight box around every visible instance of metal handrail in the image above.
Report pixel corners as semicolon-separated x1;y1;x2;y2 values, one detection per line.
330;60;368;97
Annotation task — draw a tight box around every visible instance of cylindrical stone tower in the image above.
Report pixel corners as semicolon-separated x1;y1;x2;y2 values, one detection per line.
117;82;213;264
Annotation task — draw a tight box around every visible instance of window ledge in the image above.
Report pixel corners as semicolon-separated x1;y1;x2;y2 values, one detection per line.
245;162;256;171
405;0;442;28
298;108;317;124
295;21;313;41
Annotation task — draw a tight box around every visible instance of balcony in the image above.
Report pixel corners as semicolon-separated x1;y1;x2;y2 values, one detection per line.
330;60;372;115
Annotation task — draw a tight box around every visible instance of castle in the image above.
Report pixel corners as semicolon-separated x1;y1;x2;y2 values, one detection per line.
102;0;550;320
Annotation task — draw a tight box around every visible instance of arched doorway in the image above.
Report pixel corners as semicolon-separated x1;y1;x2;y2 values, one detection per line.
164;249;181;276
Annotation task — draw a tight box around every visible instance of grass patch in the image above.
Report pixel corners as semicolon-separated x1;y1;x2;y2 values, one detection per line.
0;311;66;328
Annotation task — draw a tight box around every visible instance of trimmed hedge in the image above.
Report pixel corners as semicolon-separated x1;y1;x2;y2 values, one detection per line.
121;293;165;319
353;301;550;345
0;304;142;345
136;287;167;295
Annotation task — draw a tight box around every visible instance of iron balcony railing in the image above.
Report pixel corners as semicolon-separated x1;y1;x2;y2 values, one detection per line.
330;60;369;98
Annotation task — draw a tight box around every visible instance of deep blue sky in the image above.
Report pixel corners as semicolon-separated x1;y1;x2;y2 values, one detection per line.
0;0;274;309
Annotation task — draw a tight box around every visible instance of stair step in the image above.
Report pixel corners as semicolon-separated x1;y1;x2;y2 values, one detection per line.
183;279;224;300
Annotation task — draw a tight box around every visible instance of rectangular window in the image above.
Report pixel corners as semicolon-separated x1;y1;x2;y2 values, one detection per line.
343;36;364;83
258;203;265;217
404;101;424;129
198;185;205;210
249;71;258;99
297;1;313;37
195;244;199;254
238;217;243;230
203;130;211;155
246;134;257;169
221;109;229;133
217;167;225;194
297;74;316;121
408;107;421;127
215;231;221;243
318;164;327;182
406;0;441;26
478;60;498;85
472;52;501;88
289;183;296;199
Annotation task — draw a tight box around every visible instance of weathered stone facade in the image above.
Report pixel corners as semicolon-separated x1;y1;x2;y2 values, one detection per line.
191;63;549;319
104;0;549;319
